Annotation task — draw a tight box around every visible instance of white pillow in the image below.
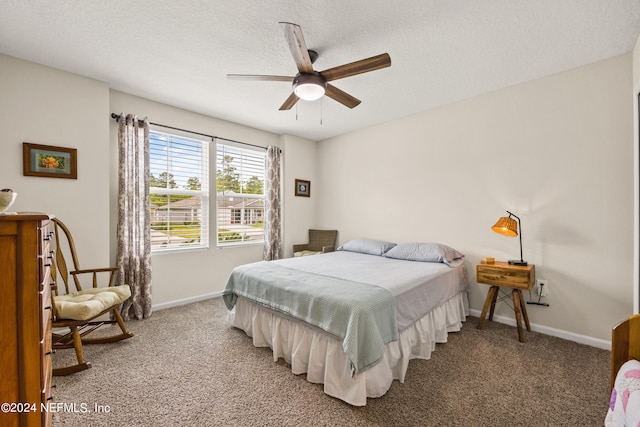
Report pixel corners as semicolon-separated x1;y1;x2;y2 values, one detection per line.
337;238;396;256
384;242;464;267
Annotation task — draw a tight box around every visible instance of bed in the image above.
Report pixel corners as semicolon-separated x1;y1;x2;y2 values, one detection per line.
222;238;469;406
605;313;640;426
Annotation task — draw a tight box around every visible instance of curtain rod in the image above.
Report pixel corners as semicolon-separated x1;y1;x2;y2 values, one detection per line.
110;113;269;151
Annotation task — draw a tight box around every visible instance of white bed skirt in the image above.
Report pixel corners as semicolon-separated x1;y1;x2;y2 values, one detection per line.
229;291;469;406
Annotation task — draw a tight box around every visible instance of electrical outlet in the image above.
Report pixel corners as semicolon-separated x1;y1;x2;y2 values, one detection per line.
537;279;549;297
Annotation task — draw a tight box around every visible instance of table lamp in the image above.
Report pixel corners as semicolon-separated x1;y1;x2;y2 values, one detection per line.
491;210;527;266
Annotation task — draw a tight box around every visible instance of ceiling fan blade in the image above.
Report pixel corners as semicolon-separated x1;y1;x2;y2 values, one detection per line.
279;92;300;110
280;22;314;74
227;74;293;82
325;84;361;109
320;53;391;82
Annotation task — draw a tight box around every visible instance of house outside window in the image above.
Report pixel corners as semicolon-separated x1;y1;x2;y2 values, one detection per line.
216;140;265;246
149;127;210;252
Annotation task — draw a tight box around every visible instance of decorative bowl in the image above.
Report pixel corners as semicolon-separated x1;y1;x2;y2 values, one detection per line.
0;190;17;214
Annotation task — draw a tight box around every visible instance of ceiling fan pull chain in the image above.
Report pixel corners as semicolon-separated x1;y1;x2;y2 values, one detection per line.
320;98;323;125
295;103;298;121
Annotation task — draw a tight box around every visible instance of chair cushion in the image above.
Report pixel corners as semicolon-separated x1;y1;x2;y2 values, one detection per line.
55;285;131;321
294;250;322;257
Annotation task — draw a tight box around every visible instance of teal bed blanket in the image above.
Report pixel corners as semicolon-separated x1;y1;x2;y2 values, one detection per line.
222;261;398;376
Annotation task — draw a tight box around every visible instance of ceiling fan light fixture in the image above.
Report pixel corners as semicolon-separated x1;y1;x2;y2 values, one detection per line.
293;73;326;101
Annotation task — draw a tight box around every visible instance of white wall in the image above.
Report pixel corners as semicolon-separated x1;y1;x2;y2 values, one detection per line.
317;54;634;343
281;134;319;258
0;54;111;269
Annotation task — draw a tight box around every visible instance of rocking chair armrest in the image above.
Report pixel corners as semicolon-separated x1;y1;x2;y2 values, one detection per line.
71;267;119;275
70;267;119;289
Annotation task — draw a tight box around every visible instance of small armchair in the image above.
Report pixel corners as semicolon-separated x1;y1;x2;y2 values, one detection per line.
293;229;338;257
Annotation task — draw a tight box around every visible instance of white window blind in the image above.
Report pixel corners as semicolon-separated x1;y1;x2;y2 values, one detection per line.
149;127;210;251
216;139;265;246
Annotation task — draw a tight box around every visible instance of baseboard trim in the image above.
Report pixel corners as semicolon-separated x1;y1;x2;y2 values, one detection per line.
468;309;611;350
153;291;222;311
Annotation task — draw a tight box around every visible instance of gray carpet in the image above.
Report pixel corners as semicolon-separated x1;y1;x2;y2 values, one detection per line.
52;297;610;426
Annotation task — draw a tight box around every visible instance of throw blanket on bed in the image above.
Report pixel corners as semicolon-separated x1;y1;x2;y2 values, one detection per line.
222;261;398;376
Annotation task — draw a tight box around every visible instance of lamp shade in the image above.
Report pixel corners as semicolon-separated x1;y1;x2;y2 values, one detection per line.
491;216;518;237
293;73;326;101
294;83;325;100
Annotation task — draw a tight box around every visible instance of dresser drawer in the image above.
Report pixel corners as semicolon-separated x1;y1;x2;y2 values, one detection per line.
38;220;51;249
38;221;52;286
476;262;535;290
41;319;53;385
40;279;52;340
38;248;52;286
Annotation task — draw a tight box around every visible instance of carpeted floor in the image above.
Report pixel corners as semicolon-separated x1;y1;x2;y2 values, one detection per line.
51;297;610;426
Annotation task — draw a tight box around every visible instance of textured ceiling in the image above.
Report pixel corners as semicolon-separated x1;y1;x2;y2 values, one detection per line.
1;1;639;141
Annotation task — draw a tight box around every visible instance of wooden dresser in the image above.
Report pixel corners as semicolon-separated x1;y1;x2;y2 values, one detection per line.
0;213;53;427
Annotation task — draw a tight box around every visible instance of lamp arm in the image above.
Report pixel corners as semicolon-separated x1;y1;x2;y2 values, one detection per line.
506;211;524;263
518;223;524;263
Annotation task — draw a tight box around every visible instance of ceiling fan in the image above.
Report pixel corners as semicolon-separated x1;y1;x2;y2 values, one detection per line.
227;22;391;110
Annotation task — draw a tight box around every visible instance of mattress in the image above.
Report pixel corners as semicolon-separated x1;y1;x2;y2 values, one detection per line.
272;251;468;331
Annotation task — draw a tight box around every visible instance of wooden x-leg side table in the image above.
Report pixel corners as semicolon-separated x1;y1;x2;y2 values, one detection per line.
476;262;535;342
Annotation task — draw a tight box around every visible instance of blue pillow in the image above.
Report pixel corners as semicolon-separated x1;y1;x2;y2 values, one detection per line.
384;242;464;267
337;238;396;256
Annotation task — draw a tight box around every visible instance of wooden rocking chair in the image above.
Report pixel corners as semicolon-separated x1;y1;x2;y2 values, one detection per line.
50;217;134;376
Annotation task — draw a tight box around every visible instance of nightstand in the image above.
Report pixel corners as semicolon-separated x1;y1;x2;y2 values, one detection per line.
476;261;535;342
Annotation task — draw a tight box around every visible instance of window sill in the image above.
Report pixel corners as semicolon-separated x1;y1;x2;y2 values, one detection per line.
216;241;264;249
151;245;209;256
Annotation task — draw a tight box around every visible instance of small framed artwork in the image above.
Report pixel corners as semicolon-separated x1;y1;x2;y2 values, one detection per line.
295;179;310;197
23;142;77;179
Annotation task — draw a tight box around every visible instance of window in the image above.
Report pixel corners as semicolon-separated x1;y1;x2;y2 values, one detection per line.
216;139;265;246
149;127;210;252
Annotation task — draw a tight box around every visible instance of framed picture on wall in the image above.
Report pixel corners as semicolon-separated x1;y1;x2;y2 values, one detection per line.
23;142;77;179
295;179;310;197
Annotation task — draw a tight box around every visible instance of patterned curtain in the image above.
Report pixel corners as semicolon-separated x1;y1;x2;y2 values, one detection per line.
263;145;282;260
117;113;152;320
